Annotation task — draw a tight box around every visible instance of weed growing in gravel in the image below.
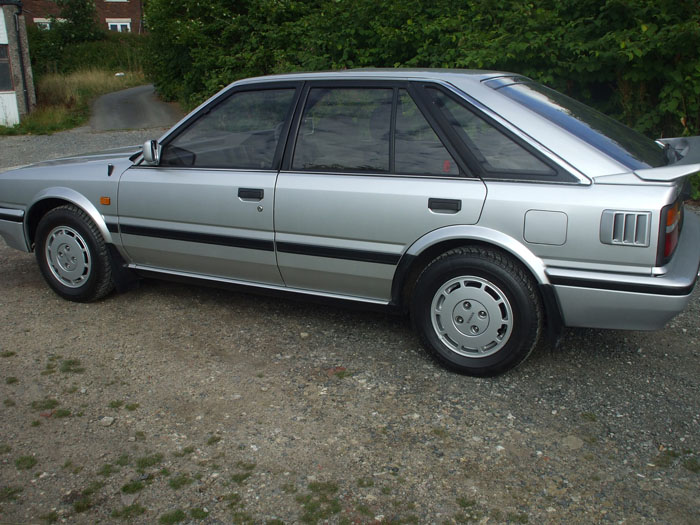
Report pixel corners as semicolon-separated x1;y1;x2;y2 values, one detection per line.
654;449;681;467
31;420;41;427
134;431;146;441
15;455;38;470
111;503;146;519
506;511;529;523
160;468;171;477
63;385;78;394
381;486;392;495
190;507;209;519
0;351;16;357
168;474;193;490
295;481;341;523
281;483;297;493
109;400;124;409
236;461;256;471
115;454;130;466
60;359;85;373
70;481;103;513
231;472;251;485
0;486;23;502
357;477;374;488
0;443;10;453
172;446;195;457
121;481;144;494
3;399;15;407
432;427;449;439
126;403;139;411
39;510;58;523
98;463;118;477
159;508;186;524
683;457;700;473
206;435;221;445
31;399;59;411
5;377;18;384
54;409;71;418
136;453;163;472
581;412;598;422
61;460;82;474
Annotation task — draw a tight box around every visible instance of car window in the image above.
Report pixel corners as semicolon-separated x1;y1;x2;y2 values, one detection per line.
160;88;295;169
427;88;555;177
292;88;392;172
396;89;458;176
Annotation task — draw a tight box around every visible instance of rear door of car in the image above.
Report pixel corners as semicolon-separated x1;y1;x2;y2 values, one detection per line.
274;80;488;301
117;82;301;285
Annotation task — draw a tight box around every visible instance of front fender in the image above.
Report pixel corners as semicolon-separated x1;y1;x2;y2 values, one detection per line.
28;187;113;245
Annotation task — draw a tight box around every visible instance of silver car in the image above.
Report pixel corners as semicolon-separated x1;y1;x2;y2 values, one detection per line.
1;69;699;376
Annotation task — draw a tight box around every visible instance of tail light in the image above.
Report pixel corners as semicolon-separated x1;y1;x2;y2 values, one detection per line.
657;199;684;265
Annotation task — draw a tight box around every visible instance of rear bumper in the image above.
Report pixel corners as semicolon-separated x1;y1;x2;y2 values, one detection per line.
0;208;29;252
549;210;700;330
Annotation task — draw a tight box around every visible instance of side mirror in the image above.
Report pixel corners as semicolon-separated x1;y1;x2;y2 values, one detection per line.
142;139;160;165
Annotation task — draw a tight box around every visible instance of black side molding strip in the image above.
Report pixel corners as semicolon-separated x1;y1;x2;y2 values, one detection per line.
549;275;696;297
277;241;400;265
106;222;119;233
120;224;275;252
0;210;24;222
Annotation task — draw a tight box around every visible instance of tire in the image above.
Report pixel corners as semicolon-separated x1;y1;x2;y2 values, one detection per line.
35;205;114;302
411;246;542;376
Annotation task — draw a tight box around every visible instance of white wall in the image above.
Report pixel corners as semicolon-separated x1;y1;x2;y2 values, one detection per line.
0;93;20;126
0;10;7;44
0;10;21;126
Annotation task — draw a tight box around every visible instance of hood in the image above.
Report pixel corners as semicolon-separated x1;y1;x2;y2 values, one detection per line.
24;144;141;169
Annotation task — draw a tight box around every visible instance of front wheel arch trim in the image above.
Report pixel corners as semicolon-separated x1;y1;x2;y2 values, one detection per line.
26;188;113;248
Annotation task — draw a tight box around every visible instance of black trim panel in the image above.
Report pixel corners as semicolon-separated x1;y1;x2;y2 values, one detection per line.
121;224;274;252
549;275;696;297
106;222;119;233
0;210;23;222
276;241;400;265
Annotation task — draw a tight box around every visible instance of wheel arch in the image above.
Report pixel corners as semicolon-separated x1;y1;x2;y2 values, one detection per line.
391;225;563;343
26;188;113;249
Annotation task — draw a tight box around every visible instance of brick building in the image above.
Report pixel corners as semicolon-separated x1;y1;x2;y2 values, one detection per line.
22;0;144;34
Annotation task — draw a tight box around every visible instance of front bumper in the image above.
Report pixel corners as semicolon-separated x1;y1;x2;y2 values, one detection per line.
0;207;29;252
549;210;700;330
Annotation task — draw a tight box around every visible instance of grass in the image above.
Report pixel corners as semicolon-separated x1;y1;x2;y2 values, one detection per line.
15;456;38;470
0;486;23;502
190;508;209;519
0;443;11;454
112;504;146;519
296;482;341;523
98;463;118;477
109;400;124;409
60;359;85;373
121;481;144;494
5;377;18;384
39;510;58;523
168;474;193;490
3;399;15;407
206;435;221;446
0;69;146;136
115;454;130;466
125;403;140;411
172;446;195;457
159;509;186;524
136;453;163;472
31;399;59;411
683;457;700;473
54;409;71;418
0;351;16;357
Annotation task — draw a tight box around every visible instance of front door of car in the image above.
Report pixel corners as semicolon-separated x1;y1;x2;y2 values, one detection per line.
274;83;488;301
117;85;299;285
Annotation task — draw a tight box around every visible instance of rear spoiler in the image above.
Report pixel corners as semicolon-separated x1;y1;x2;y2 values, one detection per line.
635;135;700;182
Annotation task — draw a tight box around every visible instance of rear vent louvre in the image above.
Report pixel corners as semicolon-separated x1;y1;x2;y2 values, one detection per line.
600;210;651;247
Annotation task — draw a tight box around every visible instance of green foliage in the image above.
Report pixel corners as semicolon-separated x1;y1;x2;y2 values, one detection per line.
54;0;102;43
28;27;147;77
144;0;700;193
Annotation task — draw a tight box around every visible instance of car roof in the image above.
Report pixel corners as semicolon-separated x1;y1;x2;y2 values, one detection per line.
234;68;517;86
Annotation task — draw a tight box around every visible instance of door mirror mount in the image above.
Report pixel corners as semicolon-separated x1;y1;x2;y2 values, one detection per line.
142;140;160;165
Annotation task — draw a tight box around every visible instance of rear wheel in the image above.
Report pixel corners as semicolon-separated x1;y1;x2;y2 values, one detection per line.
35;205;114;302
411;246;542;376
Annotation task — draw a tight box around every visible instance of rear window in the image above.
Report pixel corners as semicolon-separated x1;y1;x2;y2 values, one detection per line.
490;80;668;169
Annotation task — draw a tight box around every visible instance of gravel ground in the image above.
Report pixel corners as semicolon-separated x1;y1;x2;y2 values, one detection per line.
1;128;699;524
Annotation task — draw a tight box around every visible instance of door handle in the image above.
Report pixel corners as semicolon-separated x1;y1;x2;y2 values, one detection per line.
238;188;264;201
428;198;461;213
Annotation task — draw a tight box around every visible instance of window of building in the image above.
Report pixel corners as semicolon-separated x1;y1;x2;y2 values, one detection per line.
107;19;131;32
33;18;52;30
0;45;13;92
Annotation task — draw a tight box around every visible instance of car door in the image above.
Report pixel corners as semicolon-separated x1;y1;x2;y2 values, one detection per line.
274;82;488;301
118;84;299;285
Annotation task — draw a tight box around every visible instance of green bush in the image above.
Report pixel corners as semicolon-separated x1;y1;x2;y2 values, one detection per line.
28;27;147;77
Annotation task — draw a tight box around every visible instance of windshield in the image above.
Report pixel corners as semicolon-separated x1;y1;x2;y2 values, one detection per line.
492;80;668;169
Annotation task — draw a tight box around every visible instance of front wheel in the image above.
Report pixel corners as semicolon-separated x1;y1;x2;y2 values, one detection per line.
411;246;542;376
35;205;114;302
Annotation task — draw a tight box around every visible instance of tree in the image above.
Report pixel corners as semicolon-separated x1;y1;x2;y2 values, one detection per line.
53;0;102;43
